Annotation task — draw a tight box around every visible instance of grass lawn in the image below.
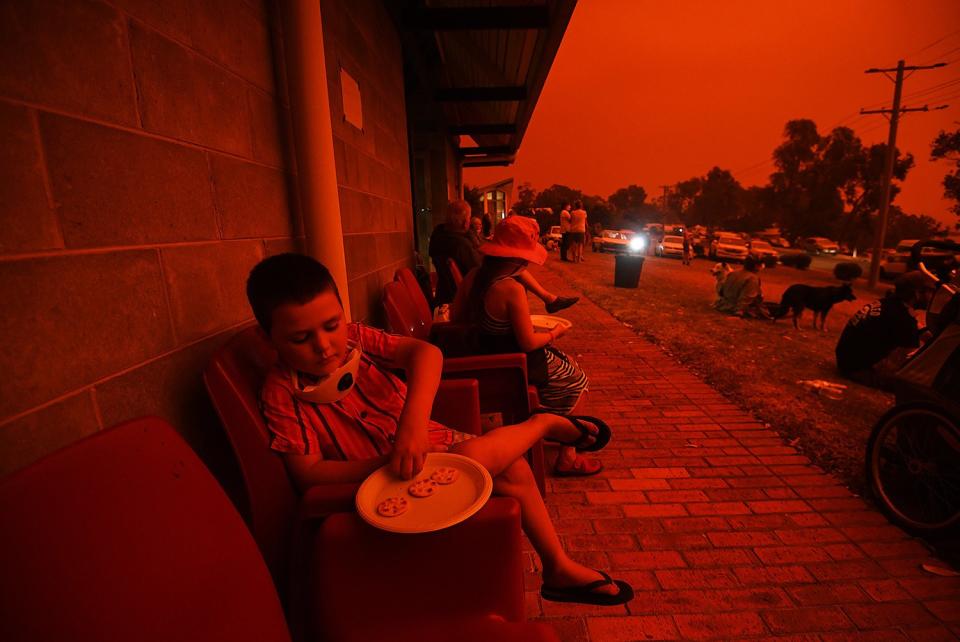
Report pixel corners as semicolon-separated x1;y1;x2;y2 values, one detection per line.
535;250;905;493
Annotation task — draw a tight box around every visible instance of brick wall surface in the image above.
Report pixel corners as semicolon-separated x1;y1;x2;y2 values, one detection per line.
0;1;339;484
0;0;418;480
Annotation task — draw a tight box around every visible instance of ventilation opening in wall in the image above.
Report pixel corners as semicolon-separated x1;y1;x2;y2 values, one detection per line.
340;67;363;131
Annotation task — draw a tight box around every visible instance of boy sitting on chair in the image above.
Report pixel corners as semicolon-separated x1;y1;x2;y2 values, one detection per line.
246;253;632;607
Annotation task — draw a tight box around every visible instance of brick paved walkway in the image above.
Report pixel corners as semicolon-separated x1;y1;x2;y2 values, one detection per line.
524;264;960;641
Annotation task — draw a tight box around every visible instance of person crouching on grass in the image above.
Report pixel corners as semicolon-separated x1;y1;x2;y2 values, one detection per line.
246;253;633;607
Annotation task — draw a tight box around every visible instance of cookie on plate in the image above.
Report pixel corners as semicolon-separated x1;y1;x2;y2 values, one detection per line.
408;478;439;498
376;496;409;517
429;466;460;485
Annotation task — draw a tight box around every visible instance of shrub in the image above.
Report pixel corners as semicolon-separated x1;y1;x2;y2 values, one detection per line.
834;261;863;281
780;253;812;269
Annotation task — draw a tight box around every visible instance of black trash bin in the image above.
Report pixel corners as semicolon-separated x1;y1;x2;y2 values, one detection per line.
614;254;644;288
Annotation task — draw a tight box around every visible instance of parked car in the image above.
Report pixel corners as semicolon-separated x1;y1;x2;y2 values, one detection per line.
710;233;749;262
766;236;791;249
542;225;562;247
803;237;840;255
747;239;780;262
593;229;631;253
879;239;957;280
656;234;685;258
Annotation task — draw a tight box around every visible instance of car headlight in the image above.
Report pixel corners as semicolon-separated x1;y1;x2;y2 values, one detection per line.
629;237;645;252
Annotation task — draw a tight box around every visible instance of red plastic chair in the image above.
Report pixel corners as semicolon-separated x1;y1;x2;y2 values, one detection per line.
203;325;484;580
203;328;547;640
395;267;433;325
0;417;558;642
0;417;290;642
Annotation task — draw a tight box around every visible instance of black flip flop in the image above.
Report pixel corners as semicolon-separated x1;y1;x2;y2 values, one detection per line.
537;411;611;453
541;569;634;606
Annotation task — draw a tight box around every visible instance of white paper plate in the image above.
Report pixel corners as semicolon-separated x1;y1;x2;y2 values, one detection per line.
530;314;574;333
355;452;492;534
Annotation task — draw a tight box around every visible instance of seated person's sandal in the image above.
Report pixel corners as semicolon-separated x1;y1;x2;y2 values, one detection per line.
541;569;634;606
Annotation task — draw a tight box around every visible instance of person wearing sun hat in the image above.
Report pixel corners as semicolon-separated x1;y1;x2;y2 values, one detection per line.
451;215;611;478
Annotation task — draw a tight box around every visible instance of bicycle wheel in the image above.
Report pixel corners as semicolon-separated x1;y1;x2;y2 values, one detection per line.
866;403;960;534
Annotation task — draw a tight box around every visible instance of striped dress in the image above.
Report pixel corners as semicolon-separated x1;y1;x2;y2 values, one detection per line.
478;304;588;415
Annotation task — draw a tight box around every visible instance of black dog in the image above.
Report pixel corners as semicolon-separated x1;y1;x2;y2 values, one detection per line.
773;283;856;330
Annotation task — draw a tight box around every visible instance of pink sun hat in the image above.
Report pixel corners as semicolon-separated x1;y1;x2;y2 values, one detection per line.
479;216;547;265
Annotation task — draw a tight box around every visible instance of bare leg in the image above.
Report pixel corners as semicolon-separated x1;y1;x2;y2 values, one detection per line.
553;390;600;472
451;412;599;477
452;453;618;594
516;270;556;304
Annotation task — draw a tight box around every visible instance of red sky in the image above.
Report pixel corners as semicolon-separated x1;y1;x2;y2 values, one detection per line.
465;0;960;228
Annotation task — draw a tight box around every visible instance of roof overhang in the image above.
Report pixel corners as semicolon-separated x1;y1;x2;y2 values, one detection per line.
389;1;576;167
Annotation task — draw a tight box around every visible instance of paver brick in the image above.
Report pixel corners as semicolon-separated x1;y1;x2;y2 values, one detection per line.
674;612;768;640
775;528;848;545
623;504;688;518
786;583;871;606
687;501;751;516
608;551;687;570
747;500;813;514
754;545;832;564
824;543;867;560
707;531;780;548
607;478;671;491
762;606;854;633
843;603;937;628
661;516;730;532
654;568;741;589
632;467;690;478
646;489;709;503
585;615;678;641
684;548;757;567
734;565;816;585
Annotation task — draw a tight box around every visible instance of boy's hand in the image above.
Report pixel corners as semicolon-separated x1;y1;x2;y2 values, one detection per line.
390;429;431;480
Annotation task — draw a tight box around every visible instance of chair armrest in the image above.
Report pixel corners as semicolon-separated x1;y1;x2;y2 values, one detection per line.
429;321;474;357
311;497;525;640
433;379;481;435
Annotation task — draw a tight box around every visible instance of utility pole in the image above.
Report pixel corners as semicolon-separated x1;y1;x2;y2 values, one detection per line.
861;59;948;288
659;184;672;217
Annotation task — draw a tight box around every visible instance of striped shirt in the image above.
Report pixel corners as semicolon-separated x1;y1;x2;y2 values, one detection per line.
260;323;463;460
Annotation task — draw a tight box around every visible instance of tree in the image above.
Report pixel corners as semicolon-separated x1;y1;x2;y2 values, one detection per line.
533;184;582;213
685;167;745;229
582;194;615;229
516;182;538;213
608;184;647;216
769;119;913;246
931;127;960;220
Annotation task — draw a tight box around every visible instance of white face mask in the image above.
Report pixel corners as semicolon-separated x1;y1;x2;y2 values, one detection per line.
291;342;362;404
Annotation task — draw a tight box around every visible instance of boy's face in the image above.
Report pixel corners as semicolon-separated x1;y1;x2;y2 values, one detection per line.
268;290;348;377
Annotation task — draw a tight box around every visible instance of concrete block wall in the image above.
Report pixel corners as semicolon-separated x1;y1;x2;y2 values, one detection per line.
0;0;415;480
321;0;415;323
0;0;299;481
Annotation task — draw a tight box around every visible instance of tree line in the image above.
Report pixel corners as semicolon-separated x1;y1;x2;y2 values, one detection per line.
466;120;960;250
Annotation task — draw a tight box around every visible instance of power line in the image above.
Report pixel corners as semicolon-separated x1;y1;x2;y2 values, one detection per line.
860;59;950;287
906;28;960;58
